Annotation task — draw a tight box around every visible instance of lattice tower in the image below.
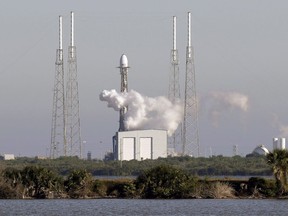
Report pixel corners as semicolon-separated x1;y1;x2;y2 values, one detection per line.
50;16;67;159
168;16;182;154
183;12;199;157
233;145;239;156
66;11;82;158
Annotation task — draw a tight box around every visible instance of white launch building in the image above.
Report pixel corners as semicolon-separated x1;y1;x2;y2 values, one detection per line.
112;54;168;161
113;129;167;161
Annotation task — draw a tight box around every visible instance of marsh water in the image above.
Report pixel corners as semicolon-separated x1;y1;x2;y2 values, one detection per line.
0;199;287;216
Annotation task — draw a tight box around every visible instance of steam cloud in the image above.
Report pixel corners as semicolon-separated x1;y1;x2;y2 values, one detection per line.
205;91;249;127
272;114;288;137
99;89;183;136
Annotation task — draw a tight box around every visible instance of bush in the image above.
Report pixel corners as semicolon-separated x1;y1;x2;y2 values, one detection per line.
207;182;235;198
3;166;63;198
107;181;136;198
64;170;94;198
91;179;106;197
248;177;276;197
0;178;21;199
135;165;197;199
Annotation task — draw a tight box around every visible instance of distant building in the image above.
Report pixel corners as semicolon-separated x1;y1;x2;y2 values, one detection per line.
0;154;15;160
113;129;167;161
252;145;269;156
35;156;47;160
87;151;92;161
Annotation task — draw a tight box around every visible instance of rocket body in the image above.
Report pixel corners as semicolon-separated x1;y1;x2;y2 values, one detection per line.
119;54;129;131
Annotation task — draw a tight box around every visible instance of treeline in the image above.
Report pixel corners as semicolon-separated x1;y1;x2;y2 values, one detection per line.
0;155;271;177
2;150;288;199
0;165;278;199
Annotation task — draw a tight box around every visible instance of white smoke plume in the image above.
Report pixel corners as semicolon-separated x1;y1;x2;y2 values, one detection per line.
205;91;249;127
99;89;183;136
279;125;288;137
272;113;288;137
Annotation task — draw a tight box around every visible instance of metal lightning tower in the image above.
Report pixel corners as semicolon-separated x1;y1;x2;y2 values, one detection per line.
66;11;82;158
50;16;66;159
168;16;181;154
183;12;199;157
118;54;129;131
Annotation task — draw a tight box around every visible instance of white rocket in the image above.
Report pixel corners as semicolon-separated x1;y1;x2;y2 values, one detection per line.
119;54;129;131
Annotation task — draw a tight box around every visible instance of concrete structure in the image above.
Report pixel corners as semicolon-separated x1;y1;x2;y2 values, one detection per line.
113;130;167;161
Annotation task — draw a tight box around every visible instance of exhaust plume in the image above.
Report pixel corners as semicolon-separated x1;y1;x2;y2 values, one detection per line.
209;91;249;111
99;89;183;136
272;113;288;137
204;91;249;127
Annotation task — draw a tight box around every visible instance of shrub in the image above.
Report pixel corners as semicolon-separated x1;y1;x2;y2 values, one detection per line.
208;181;235;199
135;165;197;199
248;177;276;197
3;166;63;198
91;179;106;197
0;178;21;199
64;169;94;198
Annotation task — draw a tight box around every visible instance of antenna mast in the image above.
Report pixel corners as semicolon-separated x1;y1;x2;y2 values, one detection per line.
183;12;199;156
66;11;82;158
168;16;182;155
50;16;67;158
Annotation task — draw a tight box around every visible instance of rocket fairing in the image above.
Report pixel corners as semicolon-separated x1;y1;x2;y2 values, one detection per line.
120;54;129;68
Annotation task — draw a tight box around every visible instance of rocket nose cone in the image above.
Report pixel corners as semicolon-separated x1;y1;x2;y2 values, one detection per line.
120;54;128;68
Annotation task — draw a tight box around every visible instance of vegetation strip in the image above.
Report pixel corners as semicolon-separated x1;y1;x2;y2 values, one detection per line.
0;149;287;199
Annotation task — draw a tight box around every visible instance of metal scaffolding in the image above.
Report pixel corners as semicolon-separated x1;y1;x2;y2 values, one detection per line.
50;16;66;159
66;11;82;158
183;12;199;157
168;16;182;155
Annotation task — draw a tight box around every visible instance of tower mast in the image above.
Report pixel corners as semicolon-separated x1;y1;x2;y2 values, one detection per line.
183;12;199;156
168;16;181;154
66;11;82;158
50;16;66;158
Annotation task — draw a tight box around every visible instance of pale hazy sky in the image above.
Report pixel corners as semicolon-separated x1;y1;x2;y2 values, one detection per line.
1;0;288;158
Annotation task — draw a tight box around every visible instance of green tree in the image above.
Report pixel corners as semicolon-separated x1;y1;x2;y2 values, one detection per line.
266;149;288;195
135;165;197;198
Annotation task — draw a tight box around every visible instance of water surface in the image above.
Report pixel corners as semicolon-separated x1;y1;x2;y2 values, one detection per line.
0;199;286;216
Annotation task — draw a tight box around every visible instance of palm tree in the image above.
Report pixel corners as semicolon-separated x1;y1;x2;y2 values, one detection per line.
266;149;288;195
